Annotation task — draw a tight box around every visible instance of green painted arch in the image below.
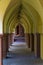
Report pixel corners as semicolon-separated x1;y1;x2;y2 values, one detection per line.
7;9;31;33
22;2;42;33
3;1;21;33
3;1;31;33
6;8;33;33
20;18;31;33
6;10;31;33
20;17;31;33
2;3;33;33
13;23;25;33
9;18;19;33
3;6;32;33
20;11;33;33
6;6;21;28
9;17;30;33
3;0;42;33
6;15;18;33
7;11;31;33
7;18;18;33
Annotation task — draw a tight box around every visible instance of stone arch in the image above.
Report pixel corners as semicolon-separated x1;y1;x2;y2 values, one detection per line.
15;23;25;36
3;1;42;33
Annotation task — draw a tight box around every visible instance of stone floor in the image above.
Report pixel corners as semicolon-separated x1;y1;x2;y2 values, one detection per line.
3;38;43;65
3;52;43;65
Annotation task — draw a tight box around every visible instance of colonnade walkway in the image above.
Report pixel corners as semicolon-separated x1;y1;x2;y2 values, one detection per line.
3;52;43;65
3;36;43;65
3;42;43;65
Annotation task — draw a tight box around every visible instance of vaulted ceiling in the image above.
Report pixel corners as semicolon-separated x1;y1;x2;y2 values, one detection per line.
0;0;43;33
39;0;43;7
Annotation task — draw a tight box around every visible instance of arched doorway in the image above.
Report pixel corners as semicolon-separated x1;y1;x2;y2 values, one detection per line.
15;23;24;37
14;23;25;42
8;23;30;53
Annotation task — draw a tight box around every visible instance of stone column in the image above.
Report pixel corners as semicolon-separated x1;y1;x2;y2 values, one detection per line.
30;34;34;52
8;33;13;47
3;34;8;58
40;34;43;59
30;34;32;51
25;33;30;48
0;35;3;65
34;34;37;57
34;33;40;58
7;34;10;48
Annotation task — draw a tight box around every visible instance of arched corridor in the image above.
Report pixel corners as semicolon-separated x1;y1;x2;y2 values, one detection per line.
0;0;43;65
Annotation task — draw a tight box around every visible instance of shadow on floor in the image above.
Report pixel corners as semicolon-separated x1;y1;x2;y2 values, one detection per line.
3;52;43;65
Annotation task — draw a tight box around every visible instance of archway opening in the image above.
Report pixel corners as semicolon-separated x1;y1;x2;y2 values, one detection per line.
15;23;24;36
14;23;25;42
8;23;30;54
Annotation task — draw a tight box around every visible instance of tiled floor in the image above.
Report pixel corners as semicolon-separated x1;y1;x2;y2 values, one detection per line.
3;52;43;65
